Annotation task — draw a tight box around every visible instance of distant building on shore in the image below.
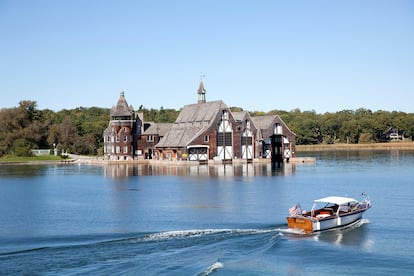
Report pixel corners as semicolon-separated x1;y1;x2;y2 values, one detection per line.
103;82;296;161
103;92;139;160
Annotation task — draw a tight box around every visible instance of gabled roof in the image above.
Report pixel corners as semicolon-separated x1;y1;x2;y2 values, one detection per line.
143;122;173;136
175;100;227;124
156;101;228;148
232;111;249;122
111;92;134;117
251;115;278;130
251;114;296;138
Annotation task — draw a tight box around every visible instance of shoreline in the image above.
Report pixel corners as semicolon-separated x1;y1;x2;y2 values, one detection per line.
0;156;315;166
2;142;413;165
296;141;414;152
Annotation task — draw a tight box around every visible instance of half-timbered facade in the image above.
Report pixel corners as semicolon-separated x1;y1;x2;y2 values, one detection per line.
251;115;296;158
155;82;263;162
232;111;259;160
155;100;236;161
103;83;296;162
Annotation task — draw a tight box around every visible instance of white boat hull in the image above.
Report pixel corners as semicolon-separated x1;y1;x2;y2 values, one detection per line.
287;195;371;233
314;211;364;231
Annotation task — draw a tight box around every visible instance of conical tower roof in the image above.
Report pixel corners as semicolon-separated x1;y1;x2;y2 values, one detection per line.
110;91;134;117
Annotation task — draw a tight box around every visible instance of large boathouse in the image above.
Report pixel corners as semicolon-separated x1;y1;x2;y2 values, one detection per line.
103;83;296;162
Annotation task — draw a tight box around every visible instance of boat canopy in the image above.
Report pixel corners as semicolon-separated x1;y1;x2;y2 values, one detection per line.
314;196;358;205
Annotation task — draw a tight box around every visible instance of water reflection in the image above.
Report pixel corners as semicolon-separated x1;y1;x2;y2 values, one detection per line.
103;162;298;178
301;149;414;164
312;220;373;250
0;165;49;178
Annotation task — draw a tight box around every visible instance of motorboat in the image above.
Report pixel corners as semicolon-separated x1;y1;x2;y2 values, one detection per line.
287;193;371;233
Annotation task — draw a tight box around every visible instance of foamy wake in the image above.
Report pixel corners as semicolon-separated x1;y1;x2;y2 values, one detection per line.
356;218;370;226
141;228;279;242
277;228;307;235
199;261;224;276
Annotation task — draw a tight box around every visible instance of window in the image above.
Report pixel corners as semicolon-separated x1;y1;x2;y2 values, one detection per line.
147;135;154;142
123;135;128;142
189;147;207;154
245;120;251;130
116;136;120;142
204;135;209;142
274;123;283;135
116;146;120;153
123;146;128;153
217;132;232;146
241;136;253;145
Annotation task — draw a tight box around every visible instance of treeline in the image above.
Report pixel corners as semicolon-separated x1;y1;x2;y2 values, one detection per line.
0;101;109;157
251;108;414;145
1;101;413;157
0;101;179;157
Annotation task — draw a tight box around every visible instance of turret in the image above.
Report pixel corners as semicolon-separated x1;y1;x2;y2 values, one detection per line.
197;81;206;104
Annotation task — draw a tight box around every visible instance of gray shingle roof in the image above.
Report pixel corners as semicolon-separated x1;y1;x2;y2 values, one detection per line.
110;92;134;117
156;101;227;148
251;115;296;138
232;111;249;122
143;123;173;136
175;100;226;123
251;115;277;130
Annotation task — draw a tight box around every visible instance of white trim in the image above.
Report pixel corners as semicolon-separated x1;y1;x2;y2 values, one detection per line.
314;196;358;205
187;145;210;149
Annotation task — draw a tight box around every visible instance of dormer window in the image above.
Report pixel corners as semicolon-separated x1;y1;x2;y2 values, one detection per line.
274;123;283;135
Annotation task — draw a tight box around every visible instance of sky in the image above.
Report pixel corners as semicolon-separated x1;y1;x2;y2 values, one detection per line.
1;0;413;113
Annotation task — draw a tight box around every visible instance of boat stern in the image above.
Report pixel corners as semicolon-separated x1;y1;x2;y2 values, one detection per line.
287;216;314;233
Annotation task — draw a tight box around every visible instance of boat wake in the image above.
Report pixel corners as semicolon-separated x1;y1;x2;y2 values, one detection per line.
198;261;224;276
0;222;371;274
139;228;280;243
277;227;307;235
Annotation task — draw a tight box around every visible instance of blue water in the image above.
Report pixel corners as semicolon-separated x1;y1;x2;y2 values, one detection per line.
0;151;413;275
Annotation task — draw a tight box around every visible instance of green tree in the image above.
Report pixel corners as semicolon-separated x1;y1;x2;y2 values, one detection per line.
12;138;33;157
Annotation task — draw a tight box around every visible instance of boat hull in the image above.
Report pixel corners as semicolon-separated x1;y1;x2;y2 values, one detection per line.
287;210;366;233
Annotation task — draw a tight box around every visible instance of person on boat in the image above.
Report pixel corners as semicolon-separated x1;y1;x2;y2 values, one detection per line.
338;204;350;213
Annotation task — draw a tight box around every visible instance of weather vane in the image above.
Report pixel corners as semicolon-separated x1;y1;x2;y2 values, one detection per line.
200;72;205;81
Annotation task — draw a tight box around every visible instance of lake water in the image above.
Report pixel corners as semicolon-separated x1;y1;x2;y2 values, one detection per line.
0;151;413;275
